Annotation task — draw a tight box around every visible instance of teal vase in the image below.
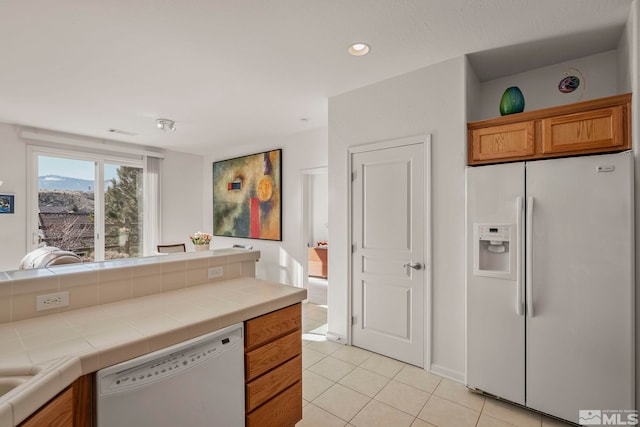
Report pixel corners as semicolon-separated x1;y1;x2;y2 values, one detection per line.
499;86;525;116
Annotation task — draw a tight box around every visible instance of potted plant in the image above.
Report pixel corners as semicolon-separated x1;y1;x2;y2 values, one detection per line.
189;232;213;251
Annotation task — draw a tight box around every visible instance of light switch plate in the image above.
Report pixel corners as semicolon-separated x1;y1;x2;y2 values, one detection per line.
208;266;223;279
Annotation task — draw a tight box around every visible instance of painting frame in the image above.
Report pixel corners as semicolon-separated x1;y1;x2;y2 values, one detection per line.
212;149;282;241
0;194;15;214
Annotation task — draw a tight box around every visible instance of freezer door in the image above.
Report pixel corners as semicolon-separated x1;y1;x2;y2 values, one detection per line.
466;162;525;405
525;152;635;423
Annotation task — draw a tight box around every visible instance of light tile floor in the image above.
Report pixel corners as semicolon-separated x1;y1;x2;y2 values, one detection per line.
297;303;576;427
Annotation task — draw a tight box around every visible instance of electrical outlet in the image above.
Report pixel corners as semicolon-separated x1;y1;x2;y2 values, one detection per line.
36;291;69;311
208;266;224;279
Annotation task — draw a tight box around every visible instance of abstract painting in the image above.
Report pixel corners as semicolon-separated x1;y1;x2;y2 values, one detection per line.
213;149;282;241
0;194;14;214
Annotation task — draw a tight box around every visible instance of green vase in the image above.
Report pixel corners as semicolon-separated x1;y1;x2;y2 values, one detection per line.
499;86;525;116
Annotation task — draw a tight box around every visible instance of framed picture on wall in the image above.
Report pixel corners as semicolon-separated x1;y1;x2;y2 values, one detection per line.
212;149;282;241
0;194;15;214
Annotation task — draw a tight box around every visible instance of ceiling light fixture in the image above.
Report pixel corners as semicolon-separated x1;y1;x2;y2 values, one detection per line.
108;128;138;136
156;118;176;132
348;42;370;56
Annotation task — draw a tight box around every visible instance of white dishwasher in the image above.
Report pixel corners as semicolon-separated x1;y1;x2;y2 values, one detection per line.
96;323;244;427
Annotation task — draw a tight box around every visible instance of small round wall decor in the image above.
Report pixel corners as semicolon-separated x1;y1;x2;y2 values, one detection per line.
558;75;580;93
558;67;585;100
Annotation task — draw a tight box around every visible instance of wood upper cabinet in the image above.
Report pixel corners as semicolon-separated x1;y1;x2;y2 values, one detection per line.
471;121;535;162
245;303;302;427
541;105;624;154
468;93;631;165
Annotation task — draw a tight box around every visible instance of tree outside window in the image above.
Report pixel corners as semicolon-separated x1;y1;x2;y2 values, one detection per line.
104;166;143;259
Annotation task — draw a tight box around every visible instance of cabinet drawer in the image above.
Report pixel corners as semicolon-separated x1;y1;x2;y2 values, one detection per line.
541;106;625;154
470;121;535;163
245;304;301;351
246;354;301;411
246;330;301;381
246;380;302;427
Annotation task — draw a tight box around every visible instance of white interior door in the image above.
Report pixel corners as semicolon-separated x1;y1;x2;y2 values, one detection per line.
351;140;425;367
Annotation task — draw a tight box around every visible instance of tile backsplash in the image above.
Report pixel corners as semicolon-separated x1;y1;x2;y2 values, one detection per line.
0;249;258;323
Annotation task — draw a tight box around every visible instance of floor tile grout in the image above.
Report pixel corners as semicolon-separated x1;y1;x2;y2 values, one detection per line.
299;302;571;427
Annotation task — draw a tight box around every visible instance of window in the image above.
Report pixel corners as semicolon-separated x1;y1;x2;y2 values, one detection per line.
29;147;157;262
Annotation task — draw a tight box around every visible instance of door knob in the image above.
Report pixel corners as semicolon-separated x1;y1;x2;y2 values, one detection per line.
403;262;423;270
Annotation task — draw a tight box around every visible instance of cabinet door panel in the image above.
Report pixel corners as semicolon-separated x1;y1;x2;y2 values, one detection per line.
20;387;73;427
471;121;535;162
541;106;624;153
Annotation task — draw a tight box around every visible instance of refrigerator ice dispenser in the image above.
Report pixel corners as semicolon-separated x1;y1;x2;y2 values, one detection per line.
473;224;516;280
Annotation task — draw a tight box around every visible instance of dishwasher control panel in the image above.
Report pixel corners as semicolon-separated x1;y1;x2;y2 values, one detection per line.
98;324;243;394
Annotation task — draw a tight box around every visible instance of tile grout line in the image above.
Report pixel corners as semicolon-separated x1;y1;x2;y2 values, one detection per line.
301;304;560;427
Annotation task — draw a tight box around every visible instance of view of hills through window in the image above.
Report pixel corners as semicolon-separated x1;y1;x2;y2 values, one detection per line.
37;156;143;261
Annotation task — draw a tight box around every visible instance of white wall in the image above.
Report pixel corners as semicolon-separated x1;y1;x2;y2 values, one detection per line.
466;58;482;123
617;11;633;94
0;124;27;271
203;127;328;286
160;150;204;249
328;57;467;380
478;50;619;120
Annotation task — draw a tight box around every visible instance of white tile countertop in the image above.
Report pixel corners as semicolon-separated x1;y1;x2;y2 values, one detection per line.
0;276;307;426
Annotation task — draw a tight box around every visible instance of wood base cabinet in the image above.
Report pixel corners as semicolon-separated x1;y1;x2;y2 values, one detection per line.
19;374;93;427
245;303;302;427
468;93;631;165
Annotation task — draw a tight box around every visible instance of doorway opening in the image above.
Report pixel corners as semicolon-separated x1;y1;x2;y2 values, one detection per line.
301;167;329;334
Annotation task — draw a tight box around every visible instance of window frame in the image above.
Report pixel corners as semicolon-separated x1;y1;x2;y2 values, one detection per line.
27;145;151;262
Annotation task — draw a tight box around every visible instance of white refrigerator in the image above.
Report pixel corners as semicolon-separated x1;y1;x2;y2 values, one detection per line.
465;151;635;424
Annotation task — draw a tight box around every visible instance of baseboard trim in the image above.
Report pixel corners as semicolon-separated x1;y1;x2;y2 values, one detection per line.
430;363;465;383
326;331;347;344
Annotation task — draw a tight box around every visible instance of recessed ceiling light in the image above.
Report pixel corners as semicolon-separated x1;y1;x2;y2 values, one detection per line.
348;42;370;56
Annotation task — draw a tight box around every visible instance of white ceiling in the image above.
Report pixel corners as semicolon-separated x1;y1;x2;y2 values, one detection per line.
0;0;633;155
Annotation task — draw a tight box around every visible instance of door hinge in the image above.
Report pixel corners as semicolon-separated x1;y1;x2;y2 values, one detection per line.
351;243;356;253
351;315;357;325
351;170;356;181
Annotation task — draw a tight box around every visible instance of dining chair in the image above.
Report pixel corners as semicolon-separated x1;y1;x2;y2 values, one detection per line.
156;243;186;254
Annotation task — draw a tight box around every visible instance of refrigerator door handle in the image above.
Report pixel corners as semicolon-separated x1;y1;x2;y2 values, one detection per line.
526;196;534;317
516;196;523;316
